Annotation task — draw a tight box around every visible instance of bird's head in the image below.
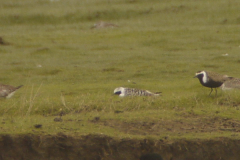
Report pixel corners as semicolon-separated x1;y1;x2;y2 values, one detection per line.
113;87;124;95
194;71;208;83
194;71;206;78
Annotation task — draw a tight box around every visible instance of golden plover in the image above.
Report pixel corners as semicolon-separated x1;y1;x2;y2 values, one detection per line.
0;84;23;98
194;71;232;96
114;87;161;97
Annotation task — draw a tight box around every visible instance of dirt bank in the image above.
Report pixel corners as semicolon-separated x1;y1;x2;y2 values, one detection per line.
0;134;239;160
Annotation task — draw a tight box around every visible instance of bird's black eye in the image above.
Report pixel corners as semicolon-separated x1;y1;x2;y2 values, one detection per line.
114;91;121;95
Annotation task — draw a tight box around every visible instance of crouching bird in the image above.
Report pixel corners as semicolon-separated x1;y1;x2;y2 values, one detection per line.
114;87;161;97
221;77;240;90
0;84;23;98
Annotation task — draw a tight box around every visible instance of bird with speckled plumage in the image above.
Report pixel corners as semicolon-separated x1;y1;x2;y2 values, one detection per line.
114;87;161;97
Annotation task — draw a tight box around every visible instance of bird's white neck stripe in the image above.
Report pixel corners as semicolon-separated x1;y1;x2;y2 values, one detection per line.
202;71;208;83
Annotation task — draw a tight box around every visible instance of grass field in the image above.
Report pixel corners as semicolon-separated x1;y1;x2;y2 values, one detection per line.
0;0;240;142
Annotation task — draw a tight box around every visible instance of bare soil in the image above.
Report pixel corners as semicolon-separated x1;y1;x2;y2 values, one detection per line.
1;114;240;160
94;114;240;136
0;134;239;160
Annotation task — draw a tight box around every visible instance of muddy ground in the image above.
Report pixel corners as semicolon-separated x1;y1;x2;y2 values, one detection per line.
1;115;240;160
0;134;239;160
93;115;240;136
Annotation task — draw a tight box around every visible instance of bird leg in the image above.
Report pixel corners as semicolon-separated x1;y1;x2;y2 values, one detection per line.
215;88;218;97
209;88;213;96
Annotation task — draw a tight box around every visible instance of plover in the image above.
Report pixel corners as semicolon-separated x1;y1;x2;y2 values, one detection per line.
221;78;240;90
194;71;232;96
113;87;161;97
0;84;23;98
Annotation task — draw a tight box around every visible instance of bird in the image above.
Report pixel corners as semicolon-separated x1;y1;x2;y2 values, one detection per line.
113;87;161;97
194;71;232;96
0;84;23;98
221;77;240;90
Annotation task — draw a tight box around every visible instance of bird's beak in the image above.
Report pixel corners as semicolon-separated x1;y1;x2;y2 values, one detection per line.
193;75;197;78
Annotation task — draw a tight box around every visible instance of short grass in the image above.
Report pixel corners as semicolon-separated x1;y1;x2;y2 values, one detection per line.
0;0;240;140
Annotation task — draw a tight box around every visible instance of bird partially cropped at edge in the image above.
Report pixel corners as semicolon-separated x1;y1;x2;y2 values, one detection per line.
221;77;240;90
194;71;232;96
0;84;23;98
114;87;161;97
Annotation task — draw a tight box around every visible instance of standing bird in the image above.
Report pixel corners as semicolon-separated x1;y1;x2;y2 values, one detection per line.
114;87;161;97
194;71;232;96
0;84;23;98
221;77;240;90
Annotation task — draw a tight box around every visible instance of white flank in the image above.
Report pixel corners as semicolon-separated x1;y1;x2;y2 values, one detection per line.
6;91;15;98
119;94;125;97
119;88;126;97
220;84;233;91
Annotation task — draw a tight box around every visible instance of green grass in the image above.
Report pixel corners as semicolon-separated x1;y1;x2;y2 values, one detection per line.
0;0;240;140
